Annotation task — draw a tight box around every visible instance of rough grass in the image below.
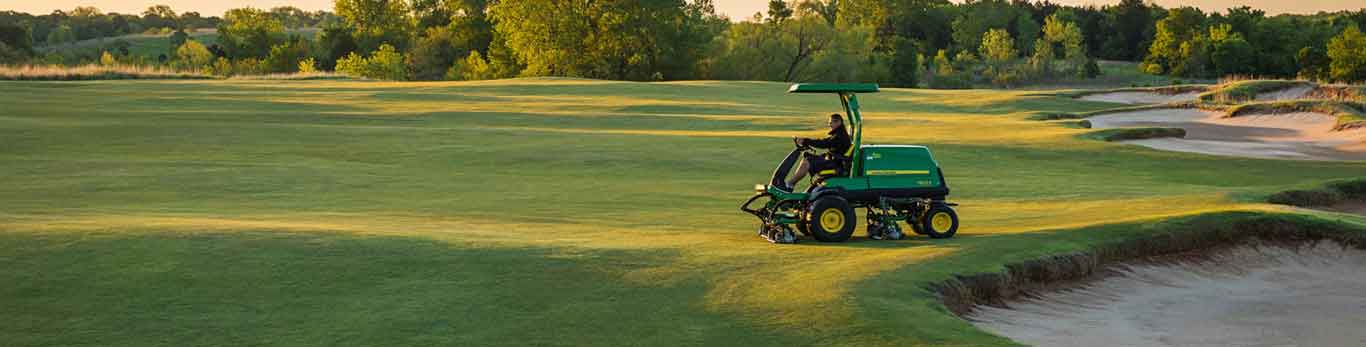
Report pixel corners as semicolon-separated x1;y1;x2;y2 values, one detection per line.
1267;179;1366;207
0;64;215;80
1;79;1363;346
1197;79;1313;104
1078;127;1186;141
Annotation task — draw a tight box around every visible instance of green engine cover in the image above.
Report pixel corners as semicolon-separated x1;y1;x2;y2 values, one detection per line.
859;145;942;190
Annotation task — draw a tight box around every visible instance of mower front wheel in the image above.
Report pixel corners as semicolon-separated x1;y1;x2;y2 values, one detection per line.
921;204;959;239
806;196;856;242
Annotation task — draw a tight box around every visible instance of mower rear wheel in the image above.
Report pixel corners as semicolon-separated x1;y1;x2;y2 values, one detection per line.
806;196;855;242
920;204;959;239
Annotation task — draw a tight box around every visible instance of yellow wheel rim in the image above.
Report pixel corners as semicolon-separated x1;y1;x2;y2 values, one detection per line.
819;209;845;231
931;212;953;232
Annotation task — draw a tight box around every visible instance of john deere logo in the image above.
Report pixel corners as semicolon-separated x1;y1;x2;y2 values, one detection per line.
869;153;882;159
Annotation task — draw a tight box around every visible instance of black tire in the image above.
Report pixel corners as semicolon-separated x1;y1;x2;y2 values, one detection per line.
920;204;959;239
806;196;856;242
909;221;926;235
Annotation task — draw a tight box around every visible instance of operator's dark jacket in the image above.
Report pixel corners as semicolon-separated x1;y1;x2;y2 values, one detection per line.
803;126;851;173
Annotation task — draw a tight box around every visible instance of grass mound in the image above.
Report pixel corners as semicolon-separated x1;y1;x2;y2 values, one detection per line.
1267;179;1366;208
0;64;215;80
1078;127;1186;141
1197;80;1312;104
1025;111;1085;120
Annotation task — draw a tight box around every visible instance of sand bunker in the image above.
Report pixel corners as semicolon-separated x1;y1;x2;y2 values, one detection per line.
1087;109;1366;161
1080;91;1201;104
968;242;1366;347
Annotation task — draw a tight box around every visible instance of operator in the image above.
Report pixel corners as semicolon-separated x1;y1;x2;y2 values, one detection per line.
781;113;851;191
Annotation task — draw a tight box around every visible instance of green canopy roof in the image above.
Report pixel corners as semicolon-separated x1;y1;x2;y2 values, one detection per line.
787;83;880;94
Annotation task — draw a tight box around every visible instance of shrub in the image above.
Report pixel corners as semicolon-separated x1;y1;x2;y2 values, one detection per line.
1080;127;1186;141
210;57;233;76
99;51;117;66
173;40;214;70
298;58;317;73
446;51;494;80
336;44;407;80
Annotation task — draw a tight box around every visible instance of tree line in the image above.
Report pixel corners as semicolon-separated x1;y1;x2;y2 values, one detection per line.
1;0;1364;85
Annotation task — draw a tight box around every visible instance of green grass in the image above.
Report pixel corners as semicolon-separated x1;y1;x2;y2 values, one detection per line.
1;79;1363;346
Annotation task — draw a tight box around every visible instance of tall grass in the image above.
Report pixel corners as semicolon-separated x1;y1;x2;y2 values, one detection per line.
0;64;215;81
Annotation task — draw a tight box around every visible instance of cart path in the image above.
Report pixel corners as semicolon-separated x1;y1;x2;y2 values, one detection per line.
968;242;1366;347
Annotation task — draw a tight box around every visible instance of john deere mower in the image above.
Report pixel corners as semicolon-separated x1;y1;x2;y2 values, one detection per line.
741;83;959;243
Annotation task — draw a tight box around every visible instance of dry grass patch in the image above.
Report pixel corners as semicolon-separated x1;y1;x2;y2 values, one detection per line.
0;64;215;80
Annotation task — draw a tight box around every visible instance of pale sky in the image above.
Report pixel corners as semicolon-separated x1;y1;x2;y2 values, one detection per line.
1;0;1361;18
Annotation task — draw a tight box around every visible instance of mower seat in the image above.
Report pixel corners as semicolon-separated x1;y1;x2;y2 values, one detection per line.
814;154;852;181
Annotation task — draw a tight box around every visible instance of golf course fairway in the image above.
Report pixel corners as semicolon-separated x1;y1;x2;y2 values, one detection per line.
2;79;1364;346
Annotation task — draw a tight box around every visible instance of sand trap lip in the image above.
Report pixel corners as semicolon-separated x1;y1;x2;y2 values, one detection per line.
1079;91;1200;104
1324;201;1366;215
1087;108;1366;161
968;242;1366;347
1256;85;1314;101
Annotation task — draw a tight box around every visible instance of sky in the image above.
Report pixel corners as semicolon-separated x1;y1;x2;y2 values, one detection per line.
1;0;1362;18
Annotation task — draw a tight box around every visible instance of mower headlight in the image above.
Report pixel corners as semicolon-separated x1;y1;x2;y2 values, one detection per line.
754;184;767;192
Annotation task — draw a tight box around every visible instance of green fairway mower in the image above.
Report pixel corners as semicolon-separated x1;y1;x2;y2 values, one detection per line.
741;83;959;244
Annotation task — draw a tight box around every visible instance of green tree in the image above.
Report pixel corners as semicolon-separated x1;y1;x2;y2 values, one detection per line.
979;28;1016;85
768;0;794;24
46;25;76;45
980;28;1015;64
265;36;312;73
168;29;188;56
1326;25;1366;82
317;25;359;70
142;5;179;29
334;0;414;52
217;8;285;58
1101;0;1155;60
1142;7;1206;74
1029;38;1053;77
797;0;838;26
889;37;920;87
490;0;711;81
407;27;467;80
1297;46;1330;80
950;0;1036;55
1208;24;1255;76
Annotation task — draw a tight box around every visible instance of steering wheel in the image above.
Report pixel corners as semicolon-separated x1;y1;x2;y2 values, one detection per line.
793;137;810;150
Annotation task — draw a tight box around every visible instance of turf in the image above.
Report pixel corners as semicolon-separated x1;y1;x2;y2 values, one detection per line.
1;79;1363;346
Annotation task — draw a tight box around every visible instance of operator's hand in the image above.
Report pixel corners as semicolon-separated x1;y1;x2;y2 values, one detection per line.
794;137;807;147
